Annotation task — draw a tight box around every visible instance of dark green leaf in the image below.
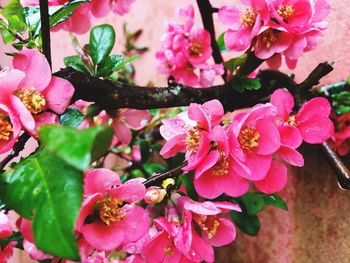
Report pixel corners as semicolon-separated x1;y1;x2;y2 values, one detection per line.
332;90;350;115
89;24;116;65
39;125;113;170
217;32;227;52
50;0;89;28
96;54;124;77
64;55;91;75
258;193;288;211
59;108;85;128
135;139;151;162
230;76;261;93
240;193;266;215
231;211;261;236
143;162;168;177
224;54;247;72
0;151;82;260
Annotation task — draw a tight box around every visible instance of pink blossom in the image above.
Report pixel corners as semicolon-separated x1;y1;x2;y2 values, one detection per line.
91;0;136;18
111;109;151;145
0;211;14;262
231;103;281;181
160;100;224;171
20;0;68;6
270;88;334;144
0;50;74;136
0;102;21;154
77;169;150;251
333;113;350;156
199;64;224;87
218;0;269;52
0;241;15;263
178;197;241;247
142;208;214;263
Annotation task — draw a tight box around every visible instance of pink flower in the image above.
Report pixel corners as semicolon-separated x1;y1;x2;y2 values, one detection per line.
77;169;150;251
111;109;151;145
142;208;214;263
0;102;21;154
178;197;241;247
20;0;68;6
231;103;281;181
333;113;350;156
0;211;15;262
160;100;224;171
91;0;136;17
270;88;334;144
218;0;269;52
156;5;223;87
0;50;74;136
193;125;250;199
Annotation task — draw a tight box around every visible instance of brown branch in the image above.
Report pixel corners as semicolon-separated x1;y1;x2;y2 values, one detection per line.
39;0;52;68
143;163;187;188
0;133;30;172
196;0;226;81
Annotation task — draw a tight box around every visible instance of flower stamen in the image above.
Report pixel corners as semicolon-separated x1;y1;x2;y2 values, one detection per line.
240;9;257;28
261;29;278;48
17;89;46;114
97;196;125;225
277;5;294;21
186;127;201;152
190;42;202;56
197;215;220;239
238;126;260;151
0;117;13;141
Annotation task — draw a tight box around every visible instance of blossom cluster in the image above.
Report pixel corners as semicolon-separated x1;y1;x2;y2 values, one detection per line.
10;168;241;263
20;0;136;34
0;49;74;154
156;5;224;87
332;113;350;156
160;89;334;198
218;0;331;69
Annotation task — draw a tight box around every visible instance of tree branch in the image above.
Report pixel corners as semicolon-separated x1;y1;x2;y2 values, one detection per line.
196;0;226;81
143;163;187;188
39;0;52;68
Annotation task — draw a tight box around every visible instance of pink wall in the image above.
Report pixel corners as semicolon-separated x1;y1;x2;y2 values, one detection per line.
2;0;350;262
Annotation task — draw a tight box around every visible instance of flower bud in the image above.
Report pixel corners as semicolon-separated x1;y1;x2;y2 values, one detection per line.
162;178;175;189
144;187;167;204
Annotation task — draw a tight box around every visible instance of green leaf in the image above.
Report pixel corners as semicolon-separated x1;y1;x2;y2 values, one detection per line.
64;55;91;75
96;54;124;77
0;151;82;260
59;108;85;128
230;76;261;93
39;125;113;170
89;24;116;66
1;0;24;21
0;29;16;44
240;193;266;216
143;162;168;177
258;193;288;211
224;54;247;72
217;32;227;52
332;90;350;115
49;0;89;28
135;139;151;162
231;211;261;236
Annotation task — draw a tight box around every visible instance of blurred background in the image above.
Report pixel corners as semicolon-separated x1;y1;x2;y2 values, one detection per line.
1;0;350;262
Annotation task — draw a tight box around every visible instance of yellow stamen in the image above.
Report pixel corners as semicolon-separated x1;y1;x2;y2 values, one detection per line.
17;89;46;114
98;196;125;225
186;127;201;152
190;42;202;56
238;126;261;151
212;151;230;176
286;115;299;127
261;29;278;48
197;215;220;239
277;5;294;20
0;117;13;141
240;9;257;28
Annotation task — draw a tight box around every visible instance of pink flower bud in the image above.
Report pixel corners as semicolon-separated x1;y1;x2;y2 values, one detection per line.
144;188;166;204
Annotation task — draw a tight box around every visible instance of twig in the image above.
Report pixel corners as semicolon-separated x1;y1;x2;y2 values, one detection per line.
0;14;28;43
196;0;226;81
143;163;187;188
0;133;31;172
39;0;52;68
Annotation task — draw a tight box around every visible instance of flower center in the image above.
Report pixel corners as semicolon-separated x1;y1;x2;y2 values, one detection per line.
277;5;294;20
17;89;46;114
97;196;125;226
212;152;230;176
285;115;299;127
196;215;220;239
186;127;201;152
190;42;202;56
260;29;278;48
164;238;175;257
238;126;260;151
240;9;257;28
0;117;13;141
